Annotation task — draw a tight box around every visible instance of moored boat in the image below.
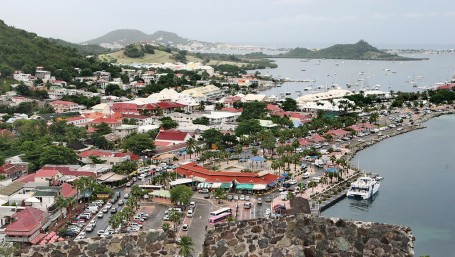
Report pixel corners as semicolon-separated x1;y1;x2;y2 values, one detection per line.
346;176;380;200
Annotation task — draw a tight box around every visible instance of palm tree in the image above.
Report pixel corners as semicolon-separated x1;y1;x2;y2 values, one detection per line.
162;222;171;232
55;196;69;217
212;188;226;203
235;144;243;159
330;155;337;166
67;196;77;217
168;209;181;232
308;181;318;192
176;236;195;257
186;138;197;159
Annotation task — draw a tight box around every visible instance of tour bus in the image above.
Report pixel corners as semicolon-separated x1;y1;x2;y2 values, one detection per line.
209;207;232;217
208;212;232;225
138;185;163;190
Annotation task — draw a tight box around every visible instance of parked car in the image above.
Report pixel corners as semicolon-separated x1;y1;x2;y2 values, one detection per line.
187;209;194;217
204;194;211;199
244;202;252;209
126;181;132;187
85;225;95;232
118;200;124;205
233;195;239;201
257;198;262;205
227;195;233;200
129;222;142;228
189;201;196;208
239;195;245;201
198;189;209;194
182;224;189;231
245;195;250;201
111;208;117;214
287;179;297;185
264;197;272;202
302;172;310;179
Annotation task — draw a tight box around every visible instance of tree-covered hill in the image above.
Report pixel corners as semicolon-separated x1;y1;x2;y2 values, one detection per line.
84;29;192;47
48;38;111;56
0;20;120;80
276;40;419;60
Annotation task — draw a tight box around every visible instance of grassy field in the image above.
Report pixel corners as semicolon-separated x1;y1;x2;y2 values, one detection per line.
99;49;250;67
0;78;15;93
99;49;201;64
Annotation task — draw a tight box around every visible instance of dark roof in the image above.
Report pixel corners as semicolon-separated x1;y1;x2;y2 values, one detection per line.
38;112;81;121
67;141;89;151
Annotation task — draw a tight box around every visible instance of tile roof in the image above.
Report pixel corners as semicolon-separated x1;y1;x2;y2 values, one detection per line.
91;117;121;125
176;162;281;185
61;182;77;197
35;169;60;178
156;130;189;142
0;163;26;175
4;207;46;236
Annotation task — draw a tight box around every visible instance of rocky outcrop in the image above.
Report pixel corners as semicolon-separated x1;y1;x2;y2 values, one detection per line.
21;230;180;257
203;214;414;257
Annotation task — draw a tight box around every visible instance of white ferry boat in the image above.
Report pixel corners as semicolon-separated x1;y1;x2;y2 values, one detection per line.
346;176;380;200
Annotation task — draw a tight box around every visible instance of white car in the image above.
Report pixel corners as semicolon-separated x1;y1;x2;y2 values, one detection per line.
189;201;196;208
186;209;194;217
245;195;250;201
239;195;245;201
182;224;189;231
302;172;310;179
129;222;142;228
97;212;104;218
97;230;106;236
287;179;297;185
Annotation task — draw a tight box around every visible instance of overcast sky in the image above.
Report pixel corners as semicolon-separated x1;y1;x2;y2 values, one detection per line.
1;0;455;48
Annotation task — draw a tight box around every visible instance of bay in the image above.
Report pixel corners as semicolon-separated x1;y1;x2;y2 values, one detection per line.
322;115;455;257
259;54;455;99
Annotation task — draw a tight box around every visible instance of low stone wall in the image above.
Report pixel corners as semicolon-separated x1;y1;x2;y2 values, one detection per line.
21;230;179;257
203;214;414;257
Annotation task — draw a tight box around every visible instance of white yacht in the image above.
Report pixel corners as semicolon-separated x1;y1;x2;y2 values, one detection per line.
346;176;380;200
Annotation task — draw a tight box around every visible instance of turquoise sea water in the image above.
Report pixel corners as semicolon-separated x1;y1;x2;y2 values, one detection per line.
322;115;455;257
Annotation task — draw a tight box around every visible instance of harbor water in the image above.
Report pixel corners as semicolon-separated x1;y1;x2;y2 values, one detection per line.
322;115;455;257
259;54;455;99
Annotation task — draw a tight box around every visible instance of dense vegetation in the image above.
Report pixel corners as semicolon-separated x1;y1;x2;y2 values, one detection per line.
49;38;110;55
0;20;122;81
254;40;419;61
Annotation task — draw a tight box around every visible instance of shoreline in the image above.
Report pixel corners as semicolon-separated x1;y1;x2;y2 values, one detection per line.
317;107;455;213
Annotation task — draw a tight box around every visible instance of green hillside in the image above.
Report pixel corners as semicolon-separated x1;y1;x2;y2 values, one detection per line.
84;29;150;46
49;38;111;55
0;20;120;80
277;40;418;60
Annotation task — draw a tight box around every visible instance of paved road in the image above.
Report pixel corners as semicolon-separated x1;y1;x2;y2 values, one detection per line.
184;199;212;256
84;187;130;238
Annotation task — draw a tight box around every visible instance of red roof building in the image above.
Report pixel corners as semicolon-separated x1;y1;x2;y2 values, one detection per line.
155;130;191;144
112;103;140;115
176;162;281;190
327;129;349;140
309;134;326;143
3;207;49;243
61;182;77;198
90;117;122;128
220;107;243;113
0;163;28;180
49;100;80;113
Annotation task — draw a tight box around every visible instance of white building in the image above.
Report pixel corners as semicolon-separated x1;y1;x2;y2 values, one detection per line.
202;111;241;125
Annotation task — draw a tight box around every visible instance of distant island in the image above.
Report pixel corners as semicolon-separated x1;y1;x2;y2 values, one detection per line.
246;40;426;61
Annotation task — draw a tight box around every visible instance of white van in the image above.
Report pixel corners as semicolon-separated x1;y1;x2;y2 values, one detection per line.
280;192;288;201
